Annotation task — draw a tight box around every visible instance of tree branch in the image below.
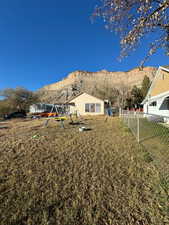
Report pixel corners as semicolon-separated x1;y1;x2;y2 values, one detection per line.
141;1;169;25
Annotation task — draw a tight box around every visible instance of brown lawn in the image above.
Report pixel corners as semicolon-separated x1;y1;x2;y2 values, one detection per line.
0;116;168;225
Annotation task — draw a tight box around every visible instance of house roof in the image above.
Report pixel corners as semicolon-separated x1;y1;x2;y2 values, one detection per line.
66;92;104;103
65;92;84;103
142;90;169;104
142;66;169;104
162;65;169;70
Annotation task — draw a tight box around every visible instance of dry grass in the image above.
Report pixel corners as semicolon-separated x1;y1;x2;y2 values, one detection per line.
0;116;169;225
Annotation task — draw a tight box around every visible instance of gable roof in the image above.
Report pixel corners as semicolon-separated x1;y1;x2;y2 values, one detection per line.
142;66;169;104
143;90;169;103
66;92;104;103
65;92;84;103
162;65;169;70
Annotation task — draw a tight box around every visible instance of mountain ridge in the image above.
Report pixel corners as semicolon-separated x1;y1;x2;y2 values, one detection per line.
39;66;157;103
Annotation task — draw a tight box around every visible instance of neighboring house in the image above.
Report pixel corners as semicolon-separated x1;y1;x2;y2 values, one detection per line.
67;93;105;116
142;66;169;119
30;103;58;114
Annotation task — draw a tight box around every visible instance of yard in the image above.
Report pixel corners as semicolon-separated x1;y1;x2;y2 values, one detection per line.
0;116;169;225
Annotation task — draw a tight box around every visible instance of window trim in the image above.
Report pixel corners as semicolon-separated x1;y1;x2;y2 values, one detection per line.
149;101;157;107
85;103;101;113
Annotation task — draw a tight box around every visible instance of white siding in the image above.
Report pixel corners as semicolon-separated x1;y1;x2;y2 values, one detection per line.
143;96;169;120
69;93;104;116
29;106;44;113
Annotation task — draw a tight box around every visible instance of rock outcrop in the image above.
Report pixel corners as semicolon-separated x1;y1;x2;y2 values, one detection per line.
39;67;157;103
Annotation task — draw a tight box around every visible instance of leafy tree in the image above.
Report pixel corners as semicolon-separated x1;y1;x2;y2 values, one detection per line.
131;85;143;108
125;97;133;109
93;0;169;65
141;75;151;98
0;87;39;113
0;100;13;117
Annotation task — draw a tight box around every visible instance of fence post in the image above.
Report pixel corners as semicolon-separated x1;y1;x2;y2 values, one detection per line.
119;108;122;117
137;115;140;143
127;110;130;128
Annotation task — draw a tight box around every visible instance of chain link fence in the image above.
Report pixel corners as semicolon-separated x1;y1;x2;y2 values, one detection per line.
120;110;169;151
120;110;169;201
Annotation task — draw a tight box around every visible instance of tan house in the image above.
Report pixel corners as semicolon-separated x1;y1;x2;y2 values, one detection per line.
142;66;169;118
68;93;105;116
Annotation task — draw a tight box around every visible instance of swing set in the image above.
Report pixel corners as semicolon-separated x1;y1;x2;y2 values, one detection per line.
42;104;83;128
42;104;69;128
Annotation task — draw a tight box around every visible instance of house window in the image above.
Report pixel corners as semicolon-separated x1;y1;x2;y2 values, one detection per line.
90;104;95;112
96;103;101;113
167;98;169;109
149;101;157;106
159;97;169;110
85;103;101;113
85;104;90;112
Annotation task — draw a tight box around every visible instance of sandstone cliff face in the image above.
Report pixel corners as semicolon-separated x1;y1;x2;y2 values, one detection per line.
39;67;157;103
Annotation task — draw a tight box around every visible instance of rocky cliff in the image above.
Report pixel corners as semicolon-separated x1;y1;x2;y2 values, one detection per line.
39;67;157;103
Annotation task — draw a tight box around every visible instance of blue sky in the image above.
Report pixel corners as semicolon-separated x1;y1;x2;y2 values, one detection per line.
0;0;168;91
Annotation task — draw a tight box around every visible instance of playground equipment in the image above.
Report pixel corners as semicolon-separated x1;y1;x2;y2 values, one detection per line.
40;103;83;129
30;103;67;118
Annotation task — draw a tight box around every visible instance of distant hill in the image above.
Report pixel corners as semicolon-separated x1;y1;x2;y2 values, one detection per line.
38;67;157;103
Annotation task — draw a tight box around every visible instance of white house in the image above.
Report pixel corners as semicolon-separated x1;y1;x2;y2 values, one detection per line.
30;103;59;114
67;92;105;116
142;66;169;119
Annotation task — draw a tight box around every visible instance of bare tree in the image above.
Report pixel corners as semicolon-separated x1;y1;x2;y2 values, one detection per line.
1;87;39;112
93;0;169;66
116;83;130;108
